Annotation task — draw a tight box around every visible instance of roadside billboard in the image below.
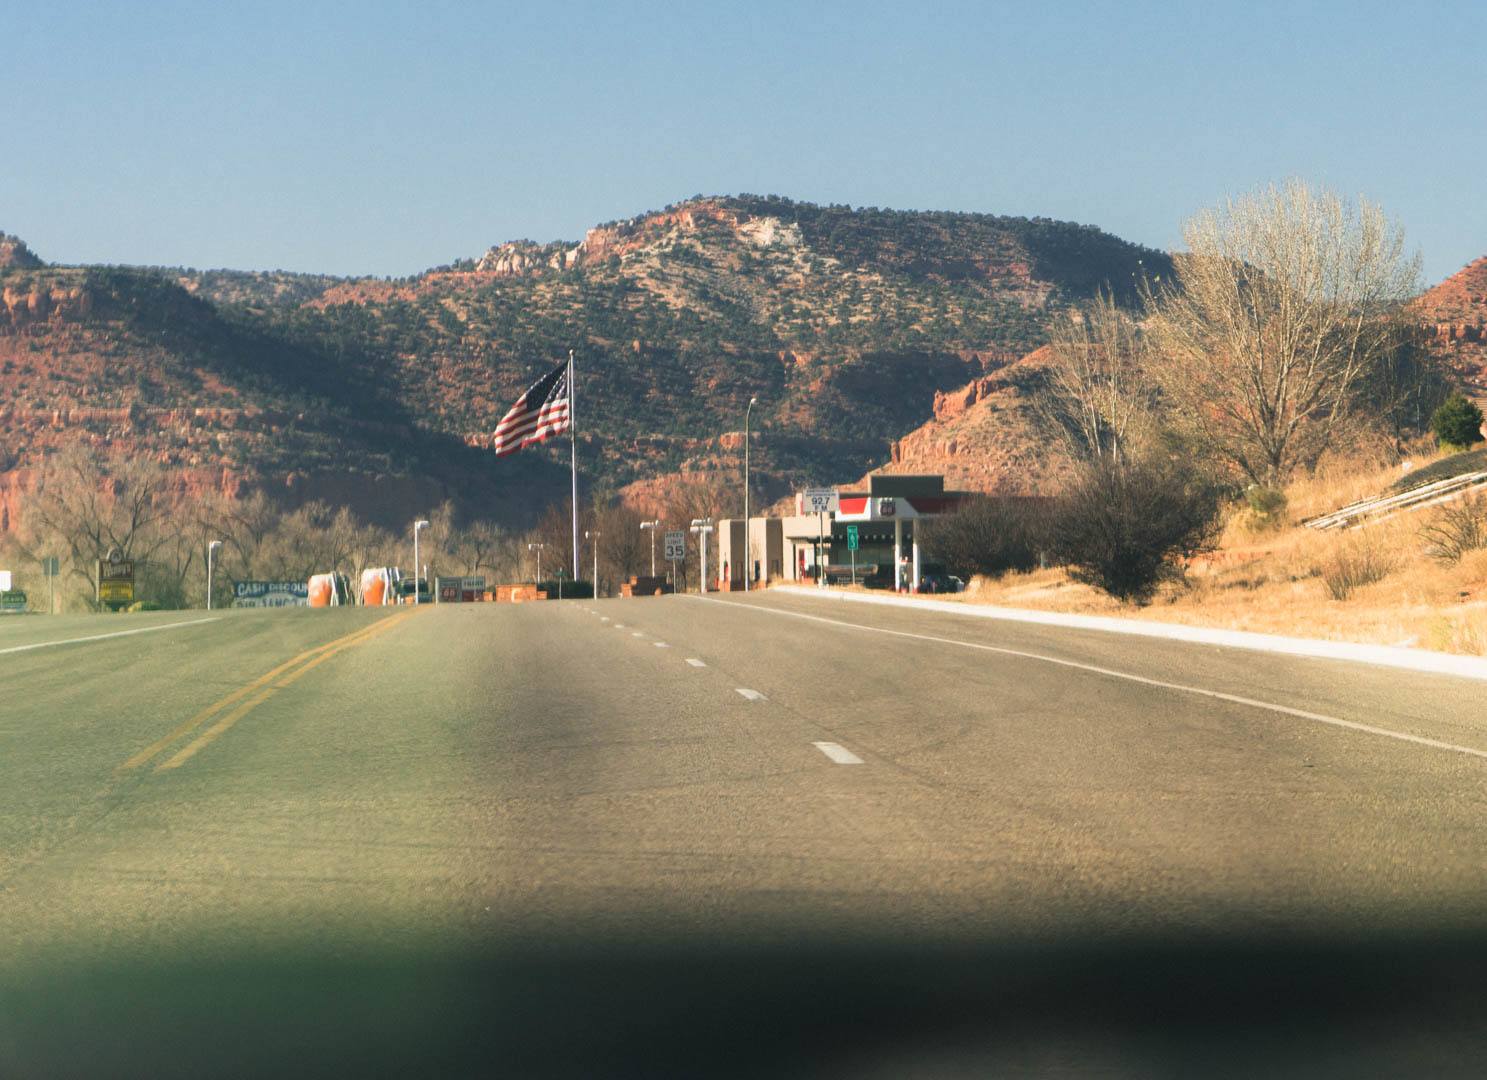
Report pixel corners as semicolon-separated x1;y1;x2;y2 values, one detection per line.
233;581;310;608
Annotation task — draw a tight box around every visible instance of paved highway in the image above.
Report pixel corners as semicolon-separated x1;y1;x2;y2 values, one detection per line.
3;593;1487;1076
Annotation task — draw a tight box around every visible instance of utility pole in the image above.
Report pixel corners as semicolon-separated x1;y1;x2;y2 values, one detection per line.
412;520;430;605
744;396;758;590
586;529;600;597
207;540;222;611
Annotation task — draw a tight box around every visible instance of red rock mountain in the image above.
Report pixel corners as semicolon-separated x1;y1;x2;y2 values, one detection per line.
851;345;1074;497
1416;256;1487;397
1;196;1169;531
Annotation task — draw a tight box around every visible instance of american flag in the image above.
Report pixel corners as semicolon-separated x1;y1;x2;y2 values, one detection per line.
492;358;571;457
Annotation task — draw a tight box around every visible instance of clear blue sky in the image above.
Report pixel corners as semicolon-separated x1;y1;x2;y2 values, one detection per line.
6;0;1484;284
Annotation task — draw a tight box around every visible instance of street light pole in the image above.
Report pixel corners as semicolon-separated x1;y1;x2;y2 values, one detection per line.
744;396;758;591
528;542;544;584
690;518;713;595
586;529;600;597
640;520;660;577
207;540;222;611
412;520;430;605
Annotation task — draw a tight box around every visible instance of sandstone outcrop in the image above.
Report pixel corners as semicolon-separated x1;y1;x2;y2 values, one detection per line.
1416;256;1487;394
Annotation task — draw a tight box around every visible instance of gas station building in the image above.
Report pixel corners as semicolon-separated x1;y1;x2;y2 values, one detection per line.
715;474;972;591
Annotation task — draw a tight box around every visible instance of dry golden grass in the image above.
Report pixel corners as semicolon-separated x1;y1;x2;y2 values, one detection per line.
952;450;1487;656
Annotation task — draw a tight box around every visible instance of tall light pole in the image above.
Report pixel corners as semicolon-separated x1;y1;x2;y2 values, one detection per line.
639;520;660;577
412;519;429;605
528;542;544;584
206;539;223;611
585;529;600;597
744;395;758;591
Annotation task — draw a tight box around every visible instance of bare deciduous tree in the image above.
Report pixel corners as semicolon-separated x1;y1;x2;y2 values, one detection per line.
1143;181;1422;487
1041;288;1151;464
19;447;176;607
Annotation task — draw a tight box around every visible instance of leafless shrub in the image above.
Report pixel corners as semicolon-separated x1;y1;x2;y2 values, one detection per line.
1049;454;1223;603
920;496;1051;580
1420;494;1487;563
1318;534;1397;600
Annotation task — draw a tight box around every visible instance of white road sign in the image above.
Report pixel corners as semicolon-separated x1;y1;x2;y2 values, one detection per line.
664;531;685;561
802;488;838;514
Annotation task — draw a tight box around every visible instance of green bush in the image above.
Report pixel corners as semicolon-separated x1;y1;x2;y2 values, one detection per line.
1431;393;1486;450
1244;485;1288;523
1050;455;1222;603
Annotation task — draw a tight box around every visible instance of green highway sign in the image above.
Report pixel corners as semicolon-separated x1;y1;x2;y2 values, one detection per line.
846;525;859;551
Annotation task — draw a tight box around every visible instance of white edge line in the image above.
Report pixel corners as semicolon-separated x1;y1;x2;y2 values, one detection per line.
0;617;221;657
813;741;864;765
772;585;1487;683
692;596;1487;763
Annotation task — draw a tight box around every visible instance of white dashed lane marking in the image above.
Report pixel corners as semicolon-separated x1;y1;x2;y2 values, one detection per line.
654;642;670;648
735;688;766;701
813;741;864;765
686;659;706;668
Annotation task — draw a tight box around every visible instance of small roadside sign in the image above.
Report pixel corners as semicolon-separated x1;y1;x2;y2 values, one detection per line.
664;530;685;561
846;525;859;551
97;557;135;608
803;488;837;514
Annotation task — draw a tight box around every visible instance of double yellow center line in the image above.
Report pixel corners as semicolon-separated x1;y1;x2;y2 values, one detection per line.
120;611;416;774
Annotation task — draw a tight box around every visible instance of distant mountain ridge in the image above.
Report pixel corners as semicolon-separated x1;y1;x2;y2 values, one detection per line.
0;195;1171;529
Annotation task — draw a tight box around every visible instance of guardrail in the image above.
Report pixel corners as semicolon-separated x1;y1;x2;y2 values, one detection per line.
1304;471;1487;531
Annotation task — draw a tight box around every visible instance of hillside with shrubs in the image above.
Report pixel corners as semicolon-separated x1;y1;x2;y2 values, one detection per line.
912;184;1487;654
0;196;1169;538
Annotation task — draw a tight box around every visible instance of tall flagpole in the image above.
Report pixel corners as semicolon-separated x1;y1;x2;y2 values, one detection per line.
569;348;579;585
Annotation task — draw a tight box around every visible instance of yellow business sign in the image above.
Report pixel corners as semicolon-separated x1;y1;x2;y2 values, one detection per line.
97;556;136;607
98;580;135;603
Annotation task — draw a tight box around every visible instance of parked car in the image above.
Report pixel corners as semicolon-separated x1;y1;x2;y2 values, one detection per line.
916;573;956;594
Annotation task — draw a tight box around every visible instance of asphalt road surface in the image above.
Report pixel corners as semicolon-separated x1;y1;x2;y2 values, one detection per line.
4;593;1487;1077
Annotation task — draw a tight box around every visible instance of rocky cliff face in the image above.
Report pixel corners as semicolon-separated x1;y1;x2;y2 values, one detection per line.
865;346;1074;496
2;282;92;327
1416;256;1487;395
0;233;43;270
